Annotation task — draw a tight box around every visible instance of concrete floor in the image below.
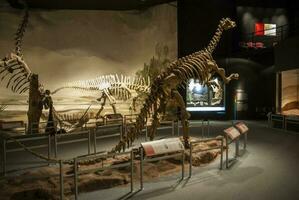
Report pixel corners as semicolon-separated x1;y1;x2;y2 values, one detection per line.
3;120;299;200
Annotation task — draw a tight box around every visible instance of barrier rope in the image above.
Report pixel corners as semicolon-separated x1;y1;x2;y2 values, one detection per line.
3;133;116;166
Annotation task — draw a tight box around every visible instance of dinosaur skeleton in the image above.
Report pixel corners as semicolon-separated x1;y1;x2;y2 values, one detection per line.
0;5;76;133
52;74;151;118
0;3;34;94
112;18;239;153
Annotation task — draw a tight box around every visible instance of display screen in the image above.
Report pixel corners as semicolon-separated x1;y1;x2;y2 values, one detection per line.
186;76;225;112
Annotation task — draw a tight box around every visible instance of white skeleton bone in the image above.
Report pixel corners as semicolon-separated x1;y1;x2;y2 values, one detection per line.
52;74;151;118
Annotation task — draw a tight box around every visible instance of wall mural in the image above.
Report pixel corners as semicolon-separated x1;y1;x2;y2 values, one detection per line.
0;3;177;122
281;69;299;116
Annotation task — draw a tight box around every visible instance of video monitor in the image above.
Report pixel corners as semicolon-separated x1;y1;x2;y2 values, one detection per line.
186;76;225;112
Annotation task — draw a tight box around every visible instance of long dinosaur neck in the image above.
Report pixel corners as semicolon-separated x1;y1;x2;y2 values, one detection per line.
205;23;224;54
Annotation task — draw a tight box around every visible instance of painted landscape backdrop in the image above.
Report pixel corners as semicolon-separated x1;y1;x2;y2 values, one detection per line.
281;69;299;116
0;2;177;122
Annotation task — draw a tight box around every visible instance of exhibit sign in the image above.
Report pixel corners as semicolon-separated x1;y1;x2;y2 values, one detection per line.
224;126;241;140
186;76;225;112
141;138;184;157
235;122;249;134
255;23;276;36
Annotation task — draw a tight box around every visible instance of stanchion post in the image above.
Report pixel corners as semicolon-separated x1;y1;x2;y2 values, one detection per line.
208;120;210;138
189;143;193;177
93;128;97;154
226;134;229;169
177;120;179;136
48;134;51;163
235;138;239;157
140;147;144;190
130;150;134;193
54;134;58;158
172;121;175;137
244;132;247;150
220;137;223;170
88;131;91;155
201;120;204;138
2;139;6;176
145;126;148;141
74;158;78;200
59;160;64;200
181;150;185;179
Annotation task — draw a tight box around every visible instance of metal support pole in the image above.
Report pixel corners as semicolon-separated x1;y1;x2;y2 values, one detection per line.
130;150;134;192
244;133;247;150
74;158;78;200
54;134;58;158
24;123;27;134
120;124;123;139
59;160;64;200
220;138;223;170
145;126;148;141
181;150;185;179
2;139;6;176
172;121;175;137
177;120;180;136
93;128;97;154
88;131;91;155
201;120;204;138
48;135;51;163
207;120;210;138
140;147;144;190
235;138;239;157
189;143;193;177
226;135;228;169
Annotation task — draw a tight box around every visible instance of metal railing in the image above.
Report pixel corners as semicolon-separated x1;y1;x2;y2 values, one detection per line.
240;21;299;49
139;147;185;190
73;150;134;200
0;132;51;175
189;137;224;177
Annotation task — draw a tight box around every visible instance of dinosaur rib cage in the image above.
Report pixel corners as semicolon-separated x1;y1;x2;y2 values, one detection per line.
112;50;218;152
52;74;150;101
0;53;32;94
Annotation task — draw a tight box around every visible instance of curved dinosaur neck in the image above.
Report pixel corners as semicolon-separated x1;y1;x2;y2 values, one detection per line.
205;23;224;54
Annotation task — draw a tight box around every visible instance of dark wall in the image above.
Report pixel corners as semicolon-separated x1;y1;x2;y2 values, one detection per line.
275;36;299;71
177;0;236;58
237;6;288;35
177;0;237;120
218;58;276;119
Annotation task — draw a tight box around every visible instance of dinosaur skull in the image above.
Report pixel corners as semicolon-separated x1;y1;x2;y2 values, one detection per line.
221;18;236;30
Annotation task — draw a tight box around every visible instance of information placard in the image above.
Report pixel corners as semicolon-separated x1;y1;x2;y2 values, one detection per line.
224;126;240;140
141;138;184;157
0;121;24;130
235;122;249;134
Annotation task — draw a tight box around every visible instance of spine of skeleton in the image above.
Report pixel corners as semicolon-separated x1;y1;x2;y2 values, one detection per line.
111;19;237;152
111;50;211;152
112;76;163;152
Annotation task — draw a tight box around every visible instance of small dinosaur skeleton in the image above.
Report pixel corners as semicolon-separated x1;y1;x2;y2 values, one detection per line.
52;74;151;118
112;18;239;153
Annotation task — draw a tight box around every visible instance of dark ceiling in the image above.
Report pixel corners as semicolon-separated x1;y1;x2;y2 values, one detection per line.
236;0;299;8
7;0;176;10
7;0;299;10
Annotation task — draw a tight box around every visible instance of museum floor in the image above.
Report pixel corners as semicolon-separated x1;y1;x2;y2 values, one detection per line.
5;120;299;200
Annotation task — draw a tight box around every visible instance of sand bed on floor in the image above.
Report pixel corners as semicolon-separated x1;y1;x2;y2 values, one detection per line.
0;137;225;200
